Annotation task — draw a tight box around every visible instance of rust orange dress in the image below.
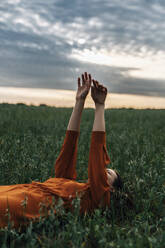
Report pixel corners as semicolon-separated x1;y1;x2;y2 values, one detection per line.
0;131;111;229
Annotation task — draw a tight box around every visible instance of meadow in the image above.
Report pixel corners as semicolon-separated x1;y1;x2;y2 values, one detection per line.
0;103;164;248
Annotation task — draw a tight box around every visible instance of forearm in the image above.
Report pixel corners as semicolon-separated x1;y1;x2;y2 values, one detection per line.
67;99;85;131
92;103;105;132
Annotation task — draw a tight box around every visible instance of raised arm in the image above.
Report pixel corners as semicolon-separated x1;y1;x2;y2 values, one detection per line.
55;72;91;179
67;72;91;131
91;79;107;131
88;80;110;206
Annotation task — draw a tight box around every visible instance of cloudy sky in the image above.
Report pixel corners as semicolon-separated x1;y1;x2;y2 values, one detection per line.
0;0;165;97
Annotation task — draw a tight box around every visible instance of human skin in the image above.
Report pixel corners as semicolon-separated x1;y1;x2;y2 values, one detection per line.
67;72;117;189
67;72;91;132
91;79;117;190
91;79;107;132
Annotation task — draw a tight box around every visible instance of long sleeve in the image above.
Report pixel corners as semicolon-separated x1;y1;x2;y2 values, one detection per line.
88;131;111;207
54;130;79;180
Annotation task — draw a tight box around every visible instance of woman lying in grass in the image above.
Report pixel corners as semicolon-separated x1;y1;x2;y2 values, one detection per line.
0;72;124;229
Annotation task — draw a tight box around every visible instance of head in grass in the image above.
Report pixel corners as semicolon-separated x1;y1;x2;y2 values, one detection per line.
106;168;123;192
106;168;134;214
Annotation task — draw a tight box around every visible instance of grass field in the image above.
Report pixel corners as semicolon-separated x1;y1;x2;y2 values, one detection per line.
0;103;165;248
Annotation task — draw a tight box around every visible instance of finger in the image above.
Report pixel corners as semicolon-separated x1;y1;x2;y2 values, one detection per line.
95;81;99;87
102;86;107;93
98;85;102;90
87;74;92;88
92;80;96;87
84;72;88;81
101;86;107;94
82;74;85;85
101;85;105;91
93;80;98;88
89;74;92;83
78;77;81;88
104;87;107;93
94;81;98;88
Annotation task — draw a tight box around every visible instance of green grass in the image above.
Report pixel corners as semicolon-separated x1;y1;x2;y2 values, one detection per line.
0;103;165;248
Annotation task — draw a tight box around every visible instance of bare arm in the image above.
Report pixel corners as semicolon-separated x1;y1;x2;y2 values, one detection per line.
54;72;91;179
88;80;110;206
67;72;91;131
92;103;105;131
91;80;107;131
67;99;85;131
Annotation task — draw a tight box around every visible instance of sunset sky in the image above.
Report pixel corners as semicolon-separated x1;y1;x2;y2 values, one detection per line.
0;0;165;107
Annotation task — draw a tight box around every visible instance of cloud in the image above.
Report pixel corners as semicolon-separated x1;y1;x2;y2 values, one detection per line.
0;0;165;96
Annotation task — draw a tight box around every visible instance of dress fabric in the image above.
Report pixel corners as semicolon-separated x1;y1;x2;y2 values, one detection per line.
0;130;111;228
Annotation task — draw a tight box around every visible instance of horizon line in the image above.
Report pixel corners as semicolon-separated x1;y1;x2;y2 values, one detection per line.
0;86;165;109
0;86;164;99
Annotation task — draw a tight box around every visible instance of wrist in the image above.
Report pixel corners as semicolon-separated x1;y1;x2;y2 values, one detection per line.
95;102;105;108
76;98;85;104
75;99;85;111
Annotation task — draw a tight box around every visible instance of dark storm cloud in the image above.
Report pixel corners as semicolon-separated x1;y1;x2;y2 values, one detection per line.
0;0;165;96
